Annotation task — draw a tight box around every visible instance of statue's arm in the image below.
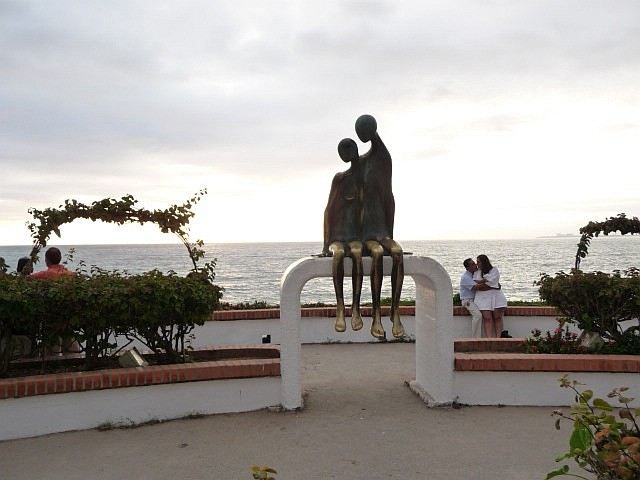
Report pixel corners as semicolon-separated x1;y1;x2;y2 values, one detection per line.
322;176;341;255
386;193;395;238
322;207;332;255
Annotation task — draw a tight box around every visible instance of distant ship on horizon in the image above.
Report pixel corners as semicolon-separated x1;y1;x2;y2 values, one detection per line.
536;233;579;238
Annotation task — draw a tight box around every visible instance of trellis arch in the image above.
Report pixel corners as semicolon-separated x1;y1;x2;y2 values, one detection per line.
574;213;640;270
26;189;213;277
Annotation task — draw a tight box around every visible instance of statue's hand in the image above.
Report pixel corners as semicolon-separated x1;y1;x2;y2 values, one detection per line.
313;250;331;258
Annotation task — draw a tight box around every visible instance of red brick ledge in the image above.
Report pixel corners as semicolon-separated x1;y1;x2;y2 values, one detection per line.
213;306;558;321
454;338;526;352
453;339;640;372
455;352;640;372
1;345;281;400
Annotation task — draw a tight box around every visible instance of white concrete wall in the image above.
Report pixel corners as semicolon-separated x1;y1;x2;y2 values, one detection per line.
1;377;281;441
454;371;640;407
176;314;563;347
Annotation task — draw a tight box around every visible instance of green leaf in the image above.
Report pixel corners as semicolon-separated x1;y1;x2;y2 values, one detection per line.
569;427;592;451
545;465;569;479
580;390;593;402
592;398;612;411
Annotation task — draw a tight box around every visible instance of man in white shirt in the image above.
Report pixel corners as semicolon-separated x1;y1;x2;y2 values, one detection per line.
460;258;483;338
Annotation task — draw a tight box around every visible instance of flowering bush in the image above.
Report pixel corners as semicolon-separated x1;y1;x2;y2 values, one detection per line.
525;320;640;355
524;321;588;354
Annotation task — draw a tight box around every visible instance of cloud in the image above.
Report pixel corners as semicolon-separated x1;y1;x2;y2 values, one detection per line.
1;0;640;245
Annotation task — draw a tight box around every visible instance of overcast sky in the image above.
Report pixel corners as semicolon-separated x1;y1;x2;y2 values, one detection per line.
1;0;639;246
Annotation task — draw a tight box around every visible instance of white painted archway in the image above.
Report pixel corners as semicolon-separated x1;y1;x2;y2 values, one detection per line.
279;255;454;409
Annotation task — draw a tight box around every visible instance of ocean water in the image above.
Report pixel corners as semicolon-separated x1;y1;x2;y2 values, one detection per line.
2;236;639;305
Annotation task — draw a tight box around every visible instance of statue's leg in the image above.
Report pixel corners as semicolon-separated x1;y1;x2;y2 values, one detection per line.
365;240;385;339
348;240;363;331
329;242;346;332
381;238;405;338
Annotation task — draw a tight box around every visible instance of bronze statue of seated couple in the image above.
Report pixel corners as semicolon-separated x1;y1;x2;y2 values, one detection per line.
321;114;405;339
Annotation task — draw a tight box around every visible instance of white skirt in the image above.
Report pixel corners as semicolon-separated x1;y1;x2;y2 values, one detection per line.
474;289;507;311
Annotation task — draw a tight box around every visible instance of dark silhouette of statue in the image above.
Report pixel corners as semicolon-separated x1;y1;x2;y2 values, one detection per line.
355;114;405;339
322;138;364;333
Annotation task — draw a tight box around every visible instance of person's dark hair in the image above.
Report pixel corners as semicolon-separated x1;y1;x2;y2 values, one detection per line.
476;254;493;275
45;247;62;265
17;256;32;275
463;258;473;269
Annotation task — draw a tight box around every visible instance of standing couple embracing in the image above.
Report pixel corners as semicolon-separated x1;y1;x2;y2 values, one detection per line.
460;255;509;338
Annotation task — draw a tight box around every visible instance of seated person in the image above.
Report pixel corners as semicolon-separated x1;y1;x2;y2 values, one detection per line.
30;247;75;279
16;256;33;275
31;247;79;353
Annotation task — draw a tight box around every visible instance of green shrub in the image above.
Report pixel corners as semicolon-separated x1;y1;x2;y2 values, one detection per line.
0;271;222;375
220;300;277;310
125;270;222;364
537;268;640;347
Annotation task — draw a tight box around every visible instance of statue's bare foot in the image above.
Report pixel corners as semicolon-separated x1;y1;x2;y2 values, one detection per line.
335;308;346;332
391;314;405;338
351;312;363;331
371;317;385;339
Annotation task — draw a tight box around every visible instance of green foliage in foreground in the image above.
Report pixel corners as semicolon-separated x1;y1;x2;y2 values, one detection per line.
0;271;222;375
548;375;640;480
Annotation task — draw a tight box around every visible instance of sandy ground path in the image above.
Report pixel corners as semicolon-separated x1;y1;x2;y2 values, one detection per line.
0;343;576;479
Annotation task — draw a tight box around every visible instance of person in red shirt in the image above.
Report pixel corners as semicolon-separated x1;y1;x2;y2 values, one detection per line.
30;246;79;353
30;247;75;279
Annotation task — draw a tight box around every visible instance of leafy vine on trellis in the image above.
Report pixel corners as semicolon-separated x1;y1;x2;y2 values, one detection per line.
574;213;640;270
26;189;215;280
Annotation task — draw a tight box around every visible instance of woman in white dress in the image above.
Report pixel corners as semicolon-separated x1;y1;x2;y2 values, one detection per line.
472;254;507;338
